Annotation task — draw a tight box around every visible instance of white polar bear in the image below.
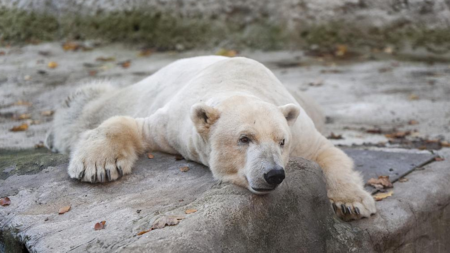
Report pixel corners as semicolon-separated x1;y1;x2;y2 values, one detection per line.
46;56;376;220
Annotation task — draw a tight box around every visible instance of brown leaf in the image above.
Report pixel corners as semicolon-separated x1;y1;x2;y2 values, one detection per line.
327;132;343;140
367;175;393;189
185;209;197;214
15;100;32;106
0;197;11;206
408;120;419;125
137;229;153;235
139;49;153;57
180;166;189;172
335;44;347;57
119;60;131;68
408;94;419;100
366;128;382;134
175;155;184;161
16;114;31;120
0;51;5;56
89;70;98;76
373;191;393;201
41;110;54;116
435;157;445;161
385;131;410;139
62;42;80;51
147;153;154;159
48;61;58;69
216;49;238;57
10;123;28;132
58;205;71;214
96;57;116;62
151;215;184;230
441;141;450;147
94;220;106;230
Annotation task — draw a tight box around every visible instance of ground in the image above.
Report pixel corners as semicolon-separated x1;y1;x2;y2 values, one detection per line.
1;43;450;252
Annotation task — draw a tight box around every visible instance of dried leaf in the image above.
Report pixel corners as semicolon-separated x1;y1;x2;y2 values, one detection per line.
48;61;58;69
175;155;184;161
440;141;450;147
58;205;71;214
35;141;45;149
385;131;410;139
374;191;393;201
151;215;184;230
185;209;197;214
96;57;115;62
16;114;31;120
62;42;80;51
41;110;54;116
119;60;131;68
147;153;154;159
435;157;445;161
10;123;28;132
89;70;98;76
180;166;189;172
366;128;382;134
327;132;343;140
335;44;347;57
137;229;153;235
15;100;32;106
0;197;11;206
398;178;409;182
139;49;153;57
367;176;393;189
408;120;419;125
216;49;237;57
408;94;419;100
0;51;5;56
94;221;106;230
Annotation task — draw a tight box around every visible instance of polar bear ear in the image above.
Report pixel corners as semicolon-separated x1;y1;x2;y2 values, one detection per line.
279;104;300;126
190;103;220;135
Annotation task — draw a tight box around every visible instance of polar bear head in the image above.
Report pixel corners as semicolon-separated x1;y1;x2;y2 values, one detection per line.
191;96;300;194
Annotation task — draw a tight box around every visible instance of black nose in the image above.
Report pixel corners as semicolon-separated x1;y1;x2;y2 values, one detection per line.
264;168;285;185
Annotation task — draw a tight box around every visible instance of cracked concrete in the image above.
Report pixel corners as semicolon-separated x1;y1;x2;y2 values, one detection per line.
1;43;450;252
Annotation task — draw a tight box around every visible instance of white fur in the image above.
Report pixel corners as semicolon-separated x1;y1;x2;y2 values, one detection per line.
47;56;376;220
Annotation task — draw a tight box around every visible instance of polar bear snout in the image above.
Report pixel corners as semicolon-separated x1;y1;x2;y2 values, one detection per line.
263;167;285;185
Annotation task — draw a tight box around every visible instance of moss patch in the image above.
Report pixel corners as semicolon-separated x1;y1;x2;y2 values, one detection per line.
0;149;68;180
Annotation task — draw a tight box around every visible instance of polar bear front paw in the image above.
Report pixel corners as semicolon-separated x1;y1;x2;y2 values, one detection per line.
68;122;141;183
328;184;376;221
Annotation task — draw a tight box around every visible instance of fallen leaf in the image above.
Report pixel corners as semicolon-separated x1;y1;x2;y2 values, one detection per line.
366;128;382;134
41;110;54;116
435;157;445;161
335;44;347;57
398;178;409;182
62;41;81;51
0;51;5;56
119;60;131;68
441;141;450;147
385;131;410;139
151;215;184;230
139;49;153;57
373;191;393;201
16;113;31;120
137;229;153;235
89;70;97;76
408;120;419;125
94;221;106;230
175;155;184;161
408;94;419;100
367;175;393;189
216;49;237;57
58;205;71;214
10;123;28;132
48;61;58;69
35;141;45;149
147;153;154;159
180;166;189;172
0;197;11;206
327;132;343;140
15;100;32;106
185;209;197;214
96;57;115;62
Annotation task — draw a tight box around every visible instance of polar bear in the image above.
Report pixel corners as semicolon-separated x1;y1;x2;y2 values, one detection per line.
45;56;375;220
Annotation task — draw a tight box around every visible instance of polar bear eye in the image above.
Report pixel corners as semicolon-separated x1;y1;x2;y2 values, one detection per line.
239;136;250;144
280;139;285;146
